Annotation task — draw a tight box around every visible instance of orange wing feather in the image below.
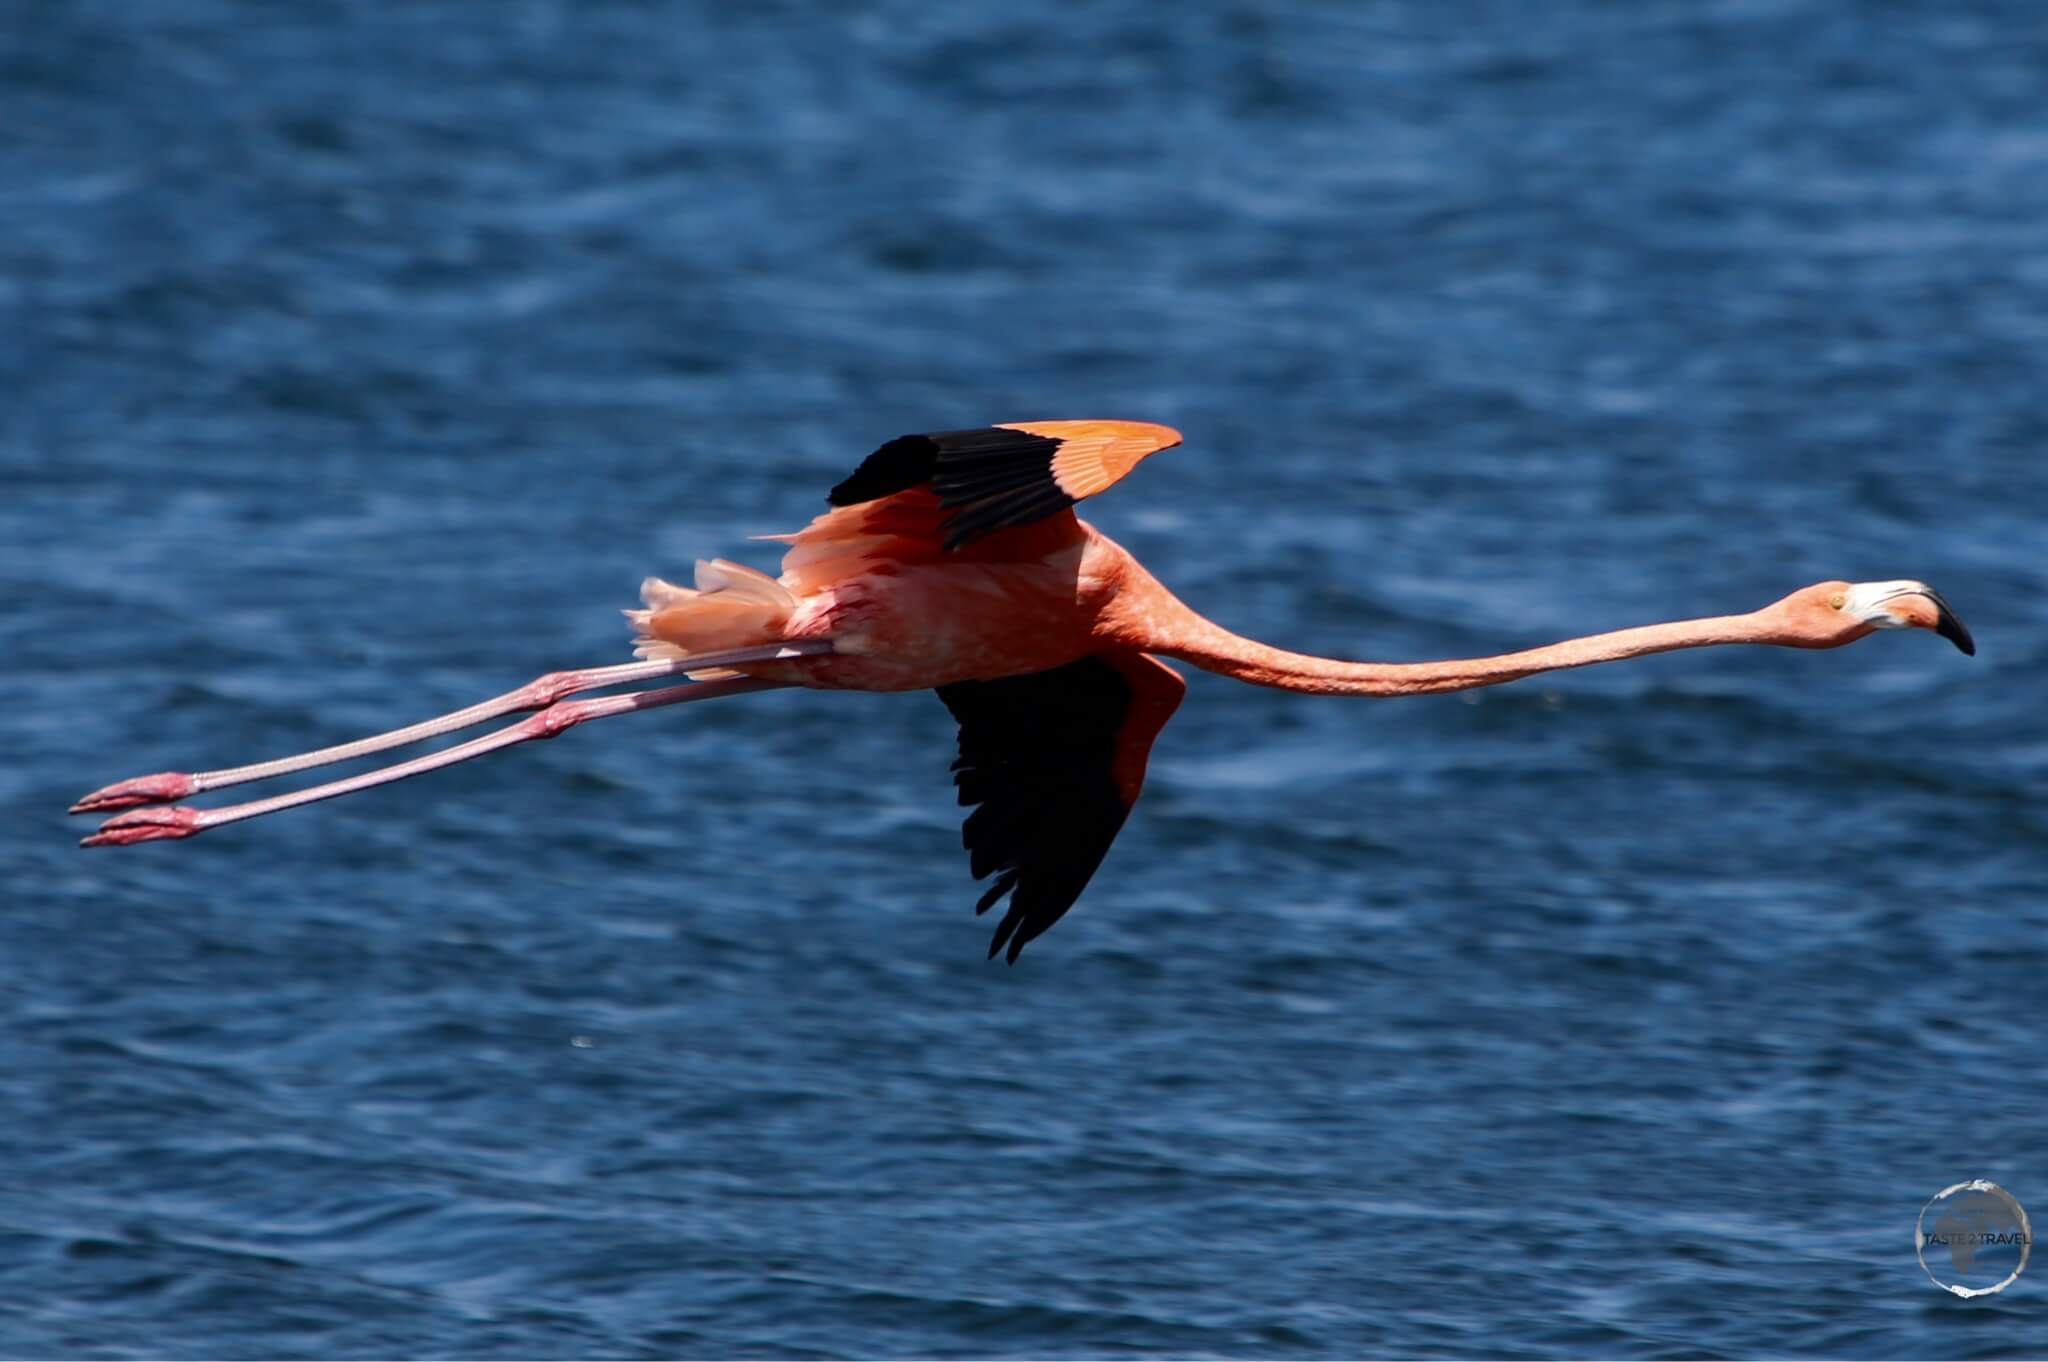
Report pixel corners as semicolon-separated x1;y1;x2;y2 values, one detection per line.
1100;650;1186;808
997;420;1184;500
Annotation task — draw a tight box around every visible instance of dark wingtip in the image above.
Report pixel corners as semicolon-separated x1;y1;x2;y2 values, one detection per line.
827;434;938;507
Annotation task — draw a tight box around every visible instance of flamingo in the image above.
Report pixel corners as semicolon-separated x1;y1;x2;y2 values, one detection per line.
73;421;1976;960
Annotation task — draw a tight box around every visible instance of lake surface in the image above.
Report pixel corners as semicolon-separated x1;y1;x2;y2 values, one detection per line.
4;2;2046;1356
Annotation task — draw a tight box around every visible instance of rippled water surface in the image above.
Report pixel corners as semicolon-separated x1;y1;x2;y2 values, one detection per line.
5;2;2047;1356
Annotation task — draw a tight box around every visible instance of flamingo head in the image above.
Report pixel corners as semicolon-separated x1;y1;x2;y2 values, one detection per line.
1769;580;1975;654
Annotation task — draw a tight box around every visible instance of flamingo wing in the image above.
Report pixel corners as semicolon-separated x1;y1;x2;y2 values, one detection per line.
935;650;1185;961
829;420;1182;551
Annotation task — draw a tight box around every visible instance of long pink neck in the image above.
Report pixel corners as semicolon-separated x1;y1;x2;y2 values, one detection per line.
1116;588;1775;697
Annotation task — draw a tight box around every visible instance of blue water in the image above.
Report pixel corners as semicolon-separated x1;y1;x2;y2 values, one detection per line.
5;2;2047;1356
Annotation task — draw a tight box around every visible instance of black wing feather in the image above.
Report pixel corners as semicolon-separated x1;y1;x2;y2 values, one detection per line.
935;657;1135;961
828;427;1074;552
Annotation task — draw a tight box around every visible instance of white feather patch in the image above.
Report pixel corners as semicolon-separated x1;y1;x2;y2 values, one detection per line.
692;557;795;605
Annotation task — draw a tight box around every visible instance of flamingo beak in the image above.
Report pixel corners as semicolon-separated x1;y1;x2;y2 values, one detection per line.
1924;590;1976;655
1844;581;1976;655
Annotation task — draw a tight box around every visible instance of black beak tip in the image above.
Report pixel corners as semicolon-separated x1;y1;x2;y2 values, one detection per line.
1934;606;1975;656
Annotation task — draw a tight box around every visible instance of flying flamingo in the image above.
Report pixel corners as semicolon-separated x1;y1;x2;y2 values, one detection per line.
73;421;1976;960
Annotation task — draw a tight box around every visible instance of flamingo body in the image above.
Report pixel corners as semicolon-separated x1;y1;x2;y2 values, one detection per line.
632;424;1188;694
755;518;1128;693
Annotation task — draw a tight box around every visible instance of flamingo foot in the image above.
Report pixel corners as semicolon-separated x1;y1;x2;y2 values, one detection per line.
80;805;206;847
70;772;201;815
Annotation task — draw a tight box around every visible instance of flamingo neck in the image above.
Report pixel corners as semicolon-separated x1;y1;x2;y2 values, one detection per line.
1121;592;1775;697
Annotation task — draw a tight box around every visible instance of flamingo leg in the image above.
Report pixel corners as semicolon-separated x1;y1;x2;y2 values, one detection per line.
80;675;789;847
70;641;833;814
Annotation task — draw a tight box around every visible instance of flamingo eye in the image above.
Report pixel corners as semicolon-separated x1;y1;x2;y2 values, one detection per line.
1828;592;1846;610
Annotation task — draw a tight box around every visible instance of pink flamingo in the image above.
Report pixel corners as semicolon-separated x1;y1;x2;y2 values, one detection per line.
73;421;1975;960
